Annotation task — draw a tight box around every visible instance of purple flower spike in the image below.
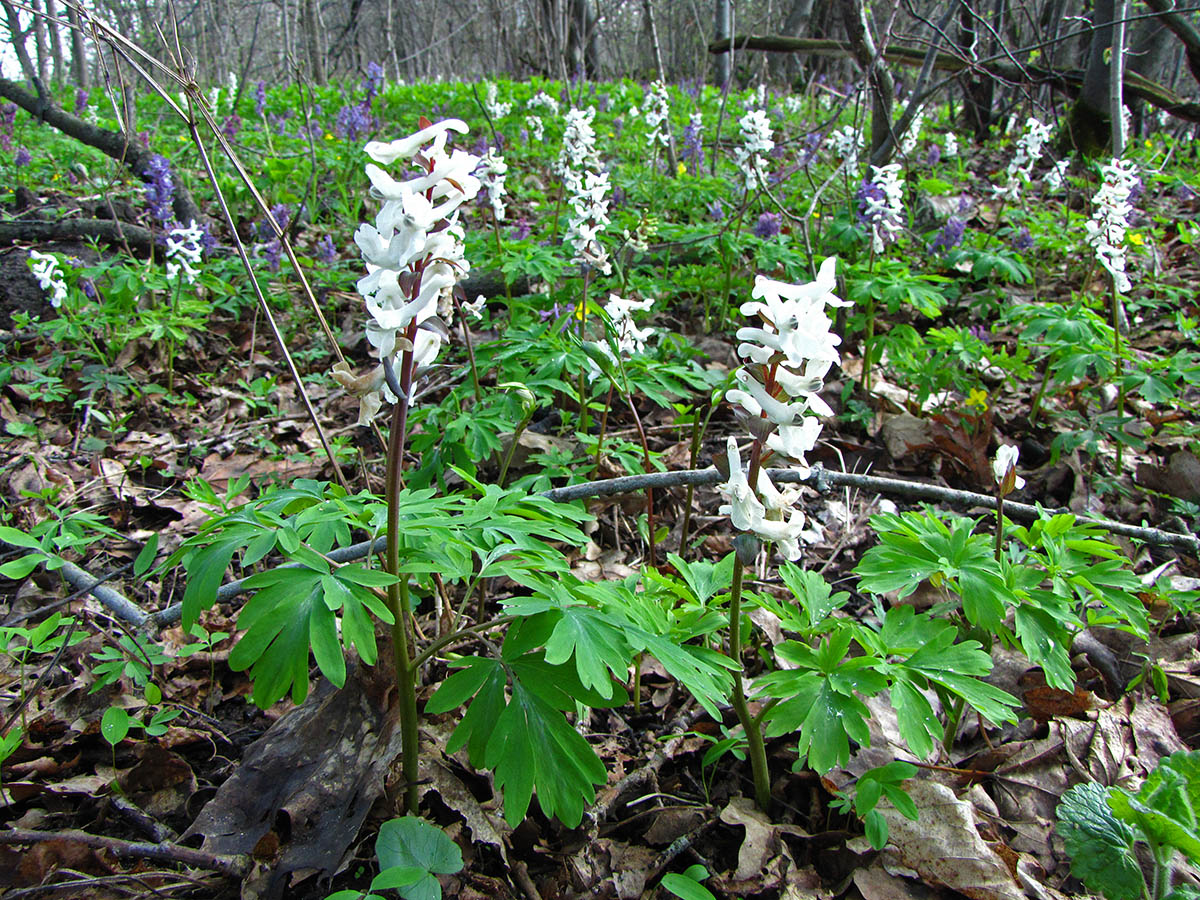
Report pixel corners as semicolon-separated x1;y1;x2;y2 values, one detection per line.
1012;226;1034;251
929;215;966;253
14;147;31;167
144;153;175;222
754;212;782;239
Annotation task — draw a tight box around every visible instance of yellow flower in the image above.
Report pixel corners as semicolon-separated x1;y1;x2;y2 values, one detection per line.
966;388;989;411
324;132;334;141
677;162;687;176
1129;233;1144;246
1144;139;1152;149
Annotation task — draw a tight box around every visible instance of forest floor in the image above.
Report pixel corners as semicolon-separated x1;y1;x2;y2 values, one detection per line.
2;76;1200;900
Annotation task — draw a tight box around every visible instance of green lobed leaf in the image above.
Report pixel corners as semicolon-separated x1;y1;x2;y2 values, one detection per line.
542;606;632;700
181;538;243;631
485;678;607;827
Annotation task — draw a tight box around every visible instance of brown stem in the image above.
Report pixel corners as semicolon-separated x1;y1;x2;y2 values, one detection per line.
728;558;772;812
385;329;420;815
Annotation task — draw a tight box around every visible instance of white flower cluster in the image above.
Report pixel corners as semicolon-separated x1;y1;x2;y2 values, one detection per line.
899;109;924;157
585;293;656;382
717;258;850;560
643;81;671;150
341;119;480;425
993;117;1052;201
1086;158;1139;293
477;149;508;221
527;91;560;116
829;125;862;171
526;115;545;142
733;109;774;189
943;132;959;159
557;106;601;187
862;163;905;253
483;82;512;119
605;293;655;356
28;250;67;308
165;220;204;284
565;169;612;276
783;95;805;114
1043;159;1069;193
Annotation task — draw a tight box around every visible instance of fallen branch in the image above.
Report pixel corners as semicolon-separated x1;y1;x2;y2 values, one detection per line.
0;828;250;878
0;217;156;252
0;76;205;225
708;34;1200;123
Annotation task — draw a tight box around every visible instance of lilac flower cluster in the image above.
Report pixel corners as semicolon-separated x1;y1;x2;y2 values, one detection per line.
144;154;175;222
509;217;531;241
679;112;704;172
317;234;337;264
221;115;242;142
254;81;267;117
1012;227;1034;251
259;204;292;272
754;212;782;239
74;89;89;115
798;131;824;168
929;216;966;253
14;147;31;167
363;62;385;102
336;102;374;141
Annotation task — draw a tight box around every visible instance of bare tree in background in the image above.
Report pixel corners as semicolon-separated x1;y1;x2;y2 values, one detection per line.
713;0;731;85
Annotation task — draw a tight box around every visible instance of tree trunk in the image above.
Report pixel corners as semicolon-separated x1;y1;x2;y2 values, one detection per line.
1110;0;1127;155
1068;0;1116;154
67;1;86;88
30;0;49;84
567;0;599;79
302;0;325;84
44;0;64;84
838;0;894;161
714;0;731;86
769;0;817;82
1;0;40;89
958;0;994;142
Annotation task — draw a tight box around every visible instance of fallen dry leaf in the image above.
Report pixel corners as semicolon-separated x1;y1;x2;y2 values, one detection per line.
880;779;1024;900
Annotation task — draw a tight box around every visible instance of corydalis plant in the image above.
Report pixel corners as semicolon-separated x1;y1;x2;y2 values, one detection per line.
341;117;480;814
715;257;849;810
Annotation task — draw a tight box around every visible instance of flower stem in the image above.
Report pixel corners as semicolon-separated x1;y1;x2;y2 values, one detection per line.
595;384;614;470
456;300;482;403
498;409;534;489
729;557;771;812
1111;275;1126;475
994;493;1004;562
491;210;511;305
385;336;420;815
